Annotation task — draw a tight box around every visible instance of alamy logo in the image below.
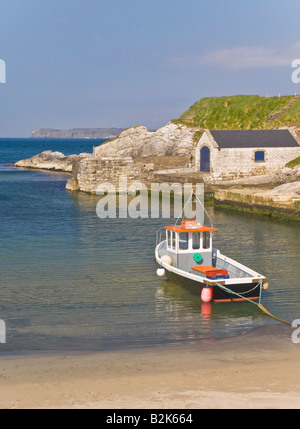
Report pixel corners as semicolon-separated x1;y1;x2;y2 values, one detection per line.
96;177;205;224
291;319;300;344
0;59;6;84
0;319;6;343
291;59;300;84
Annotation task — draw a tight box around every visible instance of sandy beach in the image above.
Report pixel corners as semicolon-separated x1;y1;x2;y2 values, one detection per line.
0;324;300;409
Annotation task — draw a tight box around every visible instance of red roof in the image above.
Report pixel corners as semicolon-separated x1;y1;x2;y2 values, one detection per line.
165;220;216;233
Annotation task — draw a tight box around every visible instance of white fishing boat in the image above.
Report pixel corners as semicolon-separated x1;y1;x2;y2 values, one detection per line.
155;191;269;303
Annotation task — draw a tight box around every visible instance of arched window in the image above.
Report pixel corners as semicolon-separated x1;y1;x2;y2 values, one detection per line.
200;146;210;172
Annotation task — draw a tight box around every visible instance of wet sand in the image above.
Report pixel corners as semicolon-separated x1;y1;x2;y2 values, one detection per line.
0;325;300;409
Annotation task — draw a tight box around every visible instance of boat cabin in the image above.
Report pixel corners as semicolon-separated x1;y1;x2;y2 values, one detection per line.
163;220;230;280
164;220;216;270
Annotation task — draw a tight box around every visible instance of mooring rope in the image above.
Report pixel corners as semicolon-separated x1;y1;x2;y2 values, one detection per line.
215;281;292;327
257;304;292;327
227;282;260;296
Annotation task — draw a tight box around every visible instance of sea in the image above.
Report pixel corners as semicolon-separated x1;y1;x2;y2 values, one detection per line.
0;138;299;354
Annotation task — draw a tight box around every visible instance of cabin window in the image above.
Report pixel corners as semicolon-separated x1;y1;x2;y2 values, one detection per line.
254;150;265;162
192;232;200;249
202;232;210;249
179;232;188;250
167;230;171;248
172;231;176;250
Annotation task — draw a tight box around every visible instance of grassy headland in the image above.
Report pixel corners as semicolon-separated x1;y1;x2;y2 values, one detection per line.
172;94;300;130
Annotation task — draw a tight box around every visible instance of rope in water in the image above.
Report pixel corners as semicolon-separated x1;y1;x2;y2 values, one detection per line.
215;281;292;327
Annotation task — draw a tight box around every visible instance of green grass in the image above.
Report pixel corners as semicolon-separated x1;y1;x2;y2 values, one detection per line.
172;94;300;129
285;156;300;169
272;99;300;127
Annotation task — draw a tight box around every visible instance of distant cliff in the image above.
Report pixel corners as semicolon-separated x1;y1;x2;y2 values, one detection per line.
30;128;124;139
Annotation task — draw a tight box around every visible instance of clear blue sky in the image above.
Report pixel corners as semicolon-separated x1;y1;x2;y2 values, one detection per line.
1;0;300;137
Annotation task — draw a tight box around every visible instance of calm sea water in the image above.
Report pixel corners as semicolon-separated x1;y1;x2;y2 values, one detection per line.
0;138;299;354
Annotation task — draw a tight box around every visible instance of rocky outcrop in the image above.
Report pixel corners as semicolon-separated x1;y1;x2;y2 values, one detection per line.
94;123;196;158
268;181;300;196
14;150;92;173
279;165;300;183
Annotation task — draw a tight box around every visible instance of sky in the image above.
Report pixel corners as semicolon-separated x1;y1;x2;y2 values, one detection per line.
1;0;300;137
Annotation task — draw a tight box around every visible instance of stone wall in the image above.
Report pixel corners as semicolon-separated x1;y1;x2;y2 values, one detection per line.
210;147;300;180
67;157;145;194
215;185;300;213
133;155;189;170
66;155;192;194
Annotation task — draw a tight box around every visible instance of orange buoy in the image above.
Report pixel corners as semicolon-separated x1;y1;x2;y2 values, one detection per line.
201;287;212;303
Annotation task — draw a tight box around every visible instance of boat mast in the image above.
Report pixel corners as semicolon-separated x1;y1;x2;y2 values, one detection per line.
174;188;214;228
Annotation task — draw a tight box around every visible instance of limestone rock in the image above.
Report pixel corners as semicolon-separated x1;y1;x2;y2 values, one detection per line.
94;123;196;158
66;177;79;191
282;165;300;180
14;150;91;172
268;181;300;196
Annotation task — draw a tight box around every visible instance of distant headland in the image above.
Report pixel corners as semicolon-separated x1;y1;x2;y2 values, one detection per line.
30;128;124;139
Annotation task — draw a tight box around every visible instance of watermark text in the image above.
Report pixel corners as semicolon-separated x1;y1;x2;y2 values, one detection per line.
292;319;300;344
291;59;300;84
0;319;6;343
96;177;205;223
0;59;6;84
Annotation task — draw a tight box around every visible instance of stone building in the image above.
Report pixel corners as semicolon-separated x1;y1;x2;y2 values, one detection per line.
195;129;300;181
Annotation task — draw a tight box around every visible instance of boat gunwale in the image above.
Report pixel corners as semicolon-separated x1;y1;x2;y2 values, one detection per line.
155;240;266;287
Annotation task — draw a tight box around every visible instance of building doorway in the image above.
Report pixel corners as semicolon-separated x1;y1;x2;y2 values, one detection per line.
200;146;210;172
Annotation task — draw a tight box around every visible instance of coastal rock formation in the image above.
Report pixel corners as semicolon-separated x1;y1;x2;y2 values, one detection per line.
268;181;300;196
280;165;300;183
14;150;91;173
94;123;196;158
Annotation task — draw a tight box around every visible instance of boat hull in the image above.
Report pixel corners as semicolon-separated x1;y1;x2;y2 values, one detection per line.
155;239;265;303
162;267;261;303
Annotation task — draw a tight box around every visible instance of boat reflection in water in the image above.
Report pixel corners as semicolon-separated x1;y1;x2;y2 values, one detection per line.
154;275;265;345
